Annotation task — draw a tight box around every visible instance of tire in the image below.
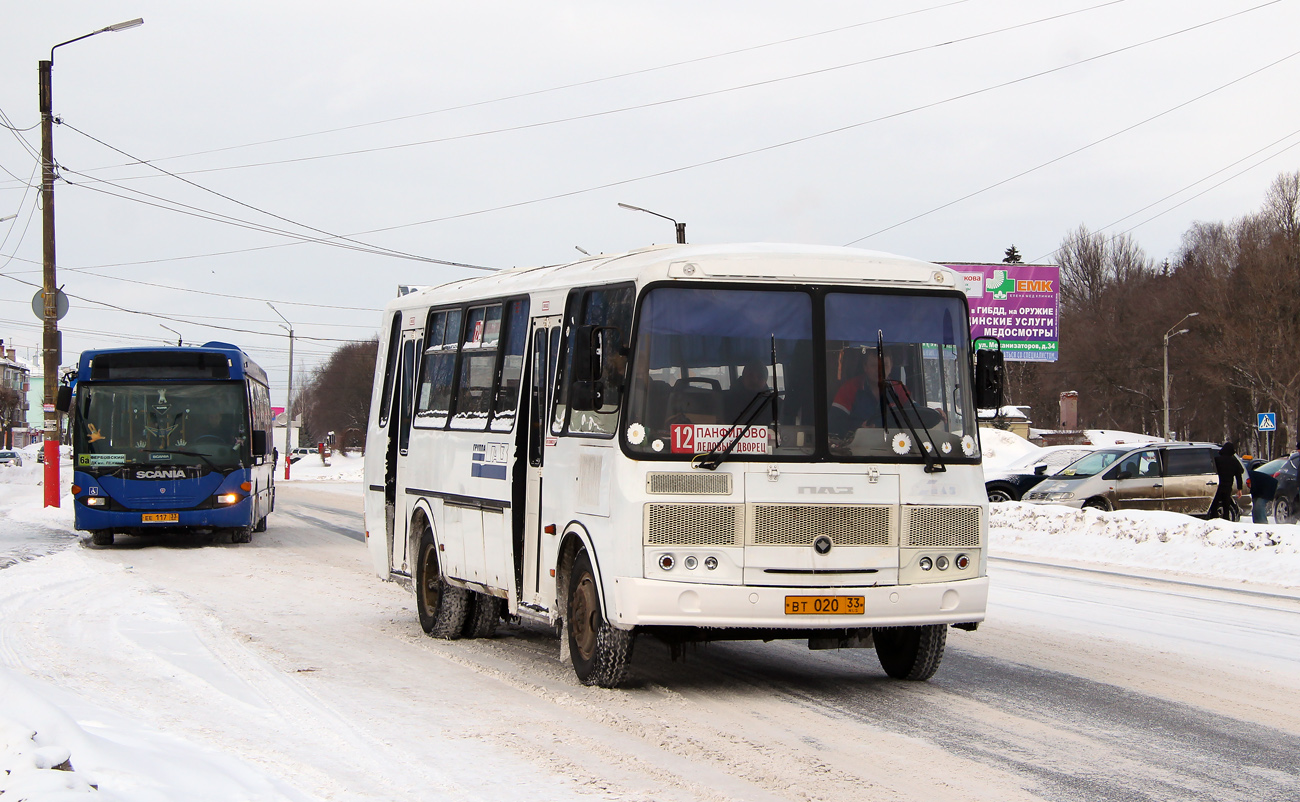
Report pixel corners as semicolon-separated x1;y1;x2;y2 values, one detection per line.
1082;497;1110;512
986;484;1016;503
567;549;635;687
91;531;114;547
1274;496;1295;525
461;592;502;639
414;523;469;638
874;624;946;681
253;516;267;533
231;526;252;544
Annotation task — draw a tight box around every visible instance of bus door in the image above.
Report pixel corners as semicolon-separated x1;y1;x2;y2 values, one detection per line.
520;315;561;607
391;325;423;576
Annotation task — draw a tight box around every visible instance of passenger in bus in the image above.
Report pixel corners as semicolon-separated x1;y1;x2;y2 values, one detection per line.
829;348;911;436
724;362;769;422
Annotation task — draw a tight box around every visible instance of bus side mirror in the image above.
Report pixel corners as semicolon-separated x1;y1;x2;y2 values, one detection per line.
55;385;72;413
252;430;268;455
1034;465;1048;475
973;349;1004;410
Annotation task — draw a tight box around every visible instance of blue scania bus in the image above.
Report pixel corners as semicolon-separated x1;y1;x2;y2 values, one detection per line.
65;342;276;546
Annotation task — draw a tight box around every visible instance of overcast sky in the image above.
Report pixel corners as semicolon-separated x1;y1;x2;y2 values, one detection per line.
2;0;1298;407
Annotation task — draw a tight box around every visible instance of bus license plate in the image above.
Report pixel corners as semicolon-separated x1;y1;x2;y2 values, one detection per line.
785;595;864;615
141;513;179;523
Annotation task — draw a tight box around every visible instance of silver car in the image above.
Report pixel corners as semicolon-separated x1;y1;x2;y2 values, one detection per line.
0;449;22;467
1023;443;1234;516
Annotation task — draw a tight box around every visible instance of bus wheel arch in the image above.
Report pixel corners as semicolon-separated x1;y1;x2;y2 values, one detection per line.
412;509;469;638
558;528;635;687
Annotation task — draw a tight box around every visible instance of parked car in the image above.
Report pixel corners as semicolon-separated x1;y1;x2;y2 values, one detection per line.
985;445;1101;502
0;450;22;467
1023;442;1246;518
288;446;315;464
1268;453;1300;523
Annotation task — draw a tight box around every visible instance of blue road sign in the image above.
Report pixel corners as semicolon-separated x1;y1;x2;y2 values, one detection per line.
1258;412;1277;431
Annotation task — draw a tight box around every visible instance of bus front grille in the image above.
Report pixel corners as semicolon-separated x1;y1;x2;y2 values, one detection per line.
903;505;982;548
645;504;743;546
645;472;732;495
751;504;894;546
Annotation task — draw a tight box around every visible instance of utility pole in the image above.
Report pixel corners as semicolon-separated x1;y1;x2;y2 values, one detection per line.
1162;312;1198;441
38;17;144;507
269;303;294;480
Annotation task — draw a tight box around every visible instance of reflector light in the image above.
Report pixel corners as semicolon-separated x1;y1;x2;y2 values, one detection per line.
936;555;950;570
919;557;933;571
240;482;252;492
71;485;81;495
684;555;698;570
658;554;675;570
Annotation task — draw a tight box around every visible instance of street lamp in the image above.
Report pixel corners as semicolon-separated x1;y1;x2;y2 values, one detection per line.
1163;312;1199;441
159;324;182;346
267;303;295;481
618;202;686;244
0;214;16;223
39;17;144;507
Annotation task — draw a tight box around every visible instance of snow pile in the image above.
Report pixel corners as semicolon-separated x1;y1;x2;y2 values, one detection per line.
978;427;1038;467
991;502;1299;588
282;451;364;483
0;669;311;802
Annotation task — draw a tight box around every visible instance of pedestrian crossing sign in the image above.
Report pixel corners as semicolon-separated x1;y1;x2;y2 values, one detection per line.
1258;412;1276;431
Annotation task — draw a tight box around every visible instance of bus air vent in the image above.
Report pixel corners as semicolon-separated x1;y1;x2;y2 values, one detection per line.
751;504;894;546
903;506;982;548
644;504;742;546
645;472;732;495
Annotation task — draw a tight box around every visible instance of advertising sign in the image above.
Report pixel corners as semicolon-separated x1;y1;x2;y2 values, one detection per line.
947;263;1060;362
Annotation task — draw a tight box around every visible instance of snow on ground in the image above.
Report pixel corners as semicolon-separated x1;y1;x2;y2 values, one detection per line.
3;443;1298;799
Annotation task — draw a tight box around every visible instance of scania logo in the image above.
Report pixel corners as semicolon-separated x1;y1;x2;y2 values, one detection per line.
134;469;186;480
797;486;853;494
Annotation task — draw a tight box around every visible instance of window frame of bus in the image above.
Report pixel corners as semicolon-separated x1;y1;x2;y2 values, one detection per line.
615;281;980;464
377;313;402;429
550;283;635;439
412;296;529;432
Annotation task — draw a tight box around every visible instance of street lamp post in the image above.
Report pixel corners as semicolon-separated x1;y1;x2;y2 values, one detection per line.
39;17;144;507
618;202;686;244
1162;312;1199;441
268;303;294;481
159;324;182;346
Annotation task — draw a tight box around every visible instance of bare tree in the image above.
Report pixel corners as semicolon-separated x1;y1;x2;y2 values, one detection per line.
298;339;379;453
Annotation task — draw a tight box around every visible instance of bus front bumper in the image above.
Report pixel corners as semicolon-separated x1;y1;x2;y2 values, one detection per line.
74;498;253;532
610;575;988;629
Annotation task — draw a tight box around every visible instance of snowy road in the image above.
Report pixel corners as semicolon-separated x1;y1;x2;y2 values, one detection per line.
3;483;1299;801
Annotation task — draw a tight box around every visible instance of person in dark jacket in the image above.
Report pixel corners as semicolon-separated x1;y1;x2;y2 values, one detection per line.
1247;461;1278;524
1209;441;1244;519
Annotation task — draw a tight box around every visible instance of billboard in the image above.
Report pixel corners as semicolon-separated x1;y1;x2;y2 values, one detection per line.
946;263;1060;362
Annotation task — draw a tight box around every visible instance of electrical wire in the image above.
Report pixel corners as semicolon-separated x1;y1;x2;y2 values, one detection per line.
844;47;1300;245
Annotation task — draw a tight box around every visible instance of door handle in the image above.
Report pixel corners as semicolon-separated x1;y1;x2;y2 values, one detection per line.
1153;484;1163;488
1207;481;1218;486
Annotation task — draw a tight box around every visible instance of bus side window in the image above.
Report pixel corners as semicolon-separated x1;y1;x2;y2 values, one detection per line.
416;309;460;429
490;299;530;432
377;313;402;428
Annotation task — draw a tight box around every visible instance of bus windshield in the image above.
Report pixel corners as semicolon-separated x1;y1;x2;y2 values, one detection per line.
74;383;249;471
622;287;978;461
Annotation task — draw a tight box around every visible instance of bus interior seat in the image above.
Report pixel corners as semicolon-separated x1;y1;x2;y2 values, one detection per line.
669;377;722;424
644;379;673;430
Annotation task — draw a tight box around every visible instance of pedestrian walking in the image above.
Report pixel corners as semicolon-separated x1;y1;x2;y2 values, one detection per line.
1209;441;1244;520
1247;461;1278;524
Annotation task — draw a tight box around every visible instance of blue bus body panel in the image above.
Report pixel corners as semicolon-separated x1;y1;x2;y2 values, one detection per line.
73;468;259;531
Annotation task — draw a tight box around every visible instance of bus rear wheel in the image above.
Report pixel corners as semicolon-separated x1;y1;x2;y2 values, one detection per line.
462;592;502;639
874;624;946;681
415;524;468;638
567;549;634;687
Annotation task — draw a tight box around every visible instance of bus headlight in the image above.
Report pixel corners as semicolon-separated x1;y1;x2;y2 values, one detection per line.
936;555;950;571
85;496;107;507
918;556;933;571
216;493;243;505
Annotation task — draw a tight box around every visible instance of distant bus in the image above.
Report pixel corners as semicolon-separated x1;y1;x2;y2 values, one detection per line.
364;244;1002;687
64;342;276;546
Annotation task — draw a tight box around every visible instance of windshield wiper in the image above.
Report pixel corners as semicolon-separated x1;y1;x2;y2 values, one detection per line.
694;389;776;471
875;332;945;474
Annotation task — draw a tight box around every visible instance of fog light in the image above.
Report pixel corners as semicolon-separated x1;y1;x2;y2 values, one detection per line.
684;555;698;570
85;496;107;507
919;556;933;571
217;493;242;505
955;554;970;570
659;554;675;571
936;555;950;571
704;556;718;570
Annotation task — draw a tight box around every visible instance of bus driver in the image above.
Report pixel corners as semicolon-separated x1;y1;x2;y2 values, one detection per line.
829;348;911;437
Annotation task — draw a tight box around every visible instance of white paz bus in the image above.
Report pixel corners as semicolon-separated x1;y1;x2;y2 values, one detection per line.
363;243;1004;687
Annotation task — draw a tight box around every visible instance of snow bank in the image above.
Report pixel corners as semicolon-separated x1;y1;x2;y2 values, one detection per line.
281;451;364;484
991;502;1300;589
0;668;312;802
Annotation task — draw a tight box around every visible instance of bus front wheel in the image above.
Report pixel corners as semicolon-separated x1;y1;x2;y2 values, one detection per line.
415;524;468;638
91;531;114;547
567;549;634;687
875;624;946;681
